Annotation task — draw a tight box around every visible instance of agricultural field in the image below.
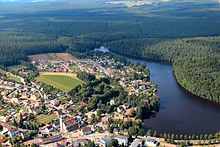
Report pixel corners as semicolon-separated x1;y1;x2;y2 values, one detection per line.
36;72;83;92
29;53;78;62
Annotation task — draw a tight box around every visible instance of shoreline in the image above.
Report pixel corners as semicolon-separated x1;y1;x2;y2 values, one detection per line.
109;49;218;104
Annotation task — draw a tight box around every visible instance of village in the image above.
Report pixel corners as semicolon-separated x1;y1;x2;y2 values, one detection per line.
0;53;161;147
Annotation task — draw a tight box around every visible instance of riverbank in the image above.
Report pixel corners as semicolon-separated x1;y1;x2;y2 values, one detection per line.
109;49;219;103
108;50;220;135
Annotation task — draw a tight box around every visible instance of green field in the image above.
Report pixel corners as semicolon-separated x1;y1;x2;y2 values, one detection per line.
36;114;58;125
7;65;25;72
7;75;22;83
36;75;83;92
69;65;79;71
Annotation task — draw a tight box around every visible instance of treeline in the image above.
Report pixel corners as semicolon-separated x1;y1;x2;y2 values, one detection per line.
147;130;220;146
0;31;66;67
107;37;220;103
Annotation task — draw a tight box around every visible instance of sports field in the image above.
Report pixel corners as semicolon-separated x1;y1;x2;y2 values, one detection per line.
36;72;83;92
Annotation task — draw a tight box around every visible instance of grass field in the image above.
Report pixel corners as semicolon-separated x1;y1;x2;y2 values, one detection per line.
36;72;83;92
7;65;25;72
36;114;58;125
69;65;79;71
7;75;22;83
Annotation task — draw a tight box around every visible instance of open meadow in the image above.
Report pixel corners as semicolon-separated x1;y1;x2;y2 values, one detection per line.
36;72;83;92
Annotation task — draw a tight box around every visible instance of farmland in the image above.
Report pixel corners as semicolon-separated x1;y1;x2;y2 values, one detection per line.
36;72;83;92
29;53;78;62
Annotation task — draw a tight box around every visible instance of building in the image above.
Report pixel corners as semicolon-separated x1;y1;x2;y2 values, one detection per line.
74;139;89;147
129;139;142;147
101;114;111;125
60;117;79;133
44;125;54;133
42;135;64;144
0;116;9;122
99;135;128;147
79;126;92;135
145;139;160;147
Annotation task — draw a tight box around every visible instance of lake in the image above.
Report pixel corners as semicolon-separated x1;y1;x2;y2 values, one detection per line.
128;59;220;135
99;48;220;135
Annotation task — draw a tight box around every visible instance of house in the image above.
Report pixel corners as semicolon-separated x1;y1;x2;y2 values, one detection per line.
44;125;54;133
60;117;79;133
8;128;20;137
139;85;146;90
42;135;64;144
53;121;60;130
117;106;126;114
86;118;94;125
129;139;142;147
124;108;135;117
56;110;63;118
58;139;72;147
113;129;128;136
51;100;60;106
0;138;7;146
74;139;89;147
79;126;92;135
11;98;19;104
110;100;115;106
101;114;111;125
99;135;128;147
145;139;160;147
123;103;130;109
0;116;9;122
57;92;65;97
114;135;128;146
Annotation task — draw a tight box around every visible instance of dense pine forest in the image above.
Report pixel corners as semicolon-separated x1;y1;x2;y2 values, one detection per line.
0;0;219;102
108;37;220;102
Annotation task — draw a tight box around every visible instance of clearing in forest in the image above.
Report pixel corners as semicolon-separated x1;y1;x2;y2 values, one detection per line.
29;53;78;62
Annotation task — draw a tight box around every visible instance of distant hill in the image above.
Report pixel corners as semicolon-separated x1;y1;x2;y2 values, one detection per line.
0;0;81;3
105;0;220;7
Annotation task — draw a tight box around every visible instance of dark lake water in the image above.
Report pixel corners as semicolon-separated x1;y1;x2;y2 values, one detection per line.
128;58;220;135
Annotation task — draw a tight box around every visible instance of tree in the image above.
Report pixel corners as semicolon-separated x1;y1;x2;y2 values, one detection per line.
136;105;148;119
153;130;157;137
85;141;96;147
163;133;167;140
109;139;119;147
184;135;188;140
147;130;152;136
138;128;146;136
192;134;195;140
108;125;114;133
97;126;103;133
171;134;175;144
0;124;3;131
128;126;138;136
128;135;133;144
179;134;183;140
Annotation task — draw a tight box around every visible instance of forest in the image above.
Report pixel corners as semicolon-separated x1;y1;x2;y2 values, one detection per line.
108;37;220;102
0;0;219;102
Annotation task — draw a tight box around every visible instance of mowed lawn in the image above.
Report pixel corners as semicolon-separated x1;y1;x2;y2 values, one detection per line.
36;73;83;92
